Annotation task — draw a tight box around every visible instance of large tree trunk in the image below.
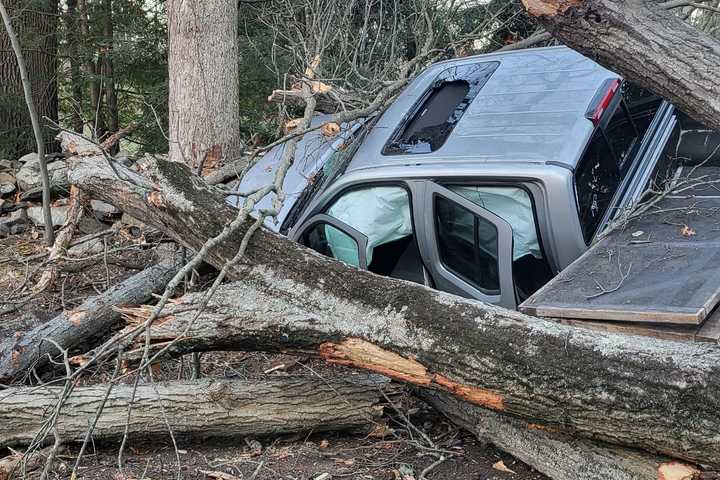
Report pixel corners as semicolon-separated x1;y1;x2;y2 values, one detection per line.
64;0;84;134
101;0;118;141
0;376;389;447
419;391;700;480
0;0;59;157
167;0;242;172
77;0;104;138
520;0;720;131
66;155;720;470
0;259;180;383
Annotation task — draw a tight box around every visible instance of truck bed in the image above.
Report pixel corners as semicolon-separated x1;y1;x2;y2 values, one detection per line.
520;164;720;342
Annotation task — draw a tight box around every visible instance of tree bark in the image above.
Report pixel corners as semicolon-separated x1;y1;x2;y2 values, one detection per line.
67;155;720;469
101;0;118;144
167;0;242;171
0;0;58;158
0;259;180;384
65;0;84;134
77;0;105;138
0;0;56;244
204;155;252;186
419;391;702;480
519;0;720;131
0;375;389;447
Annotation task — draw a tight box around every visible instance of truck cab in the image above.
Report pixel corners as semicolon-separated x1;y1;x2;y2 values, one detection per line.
232;46;676;309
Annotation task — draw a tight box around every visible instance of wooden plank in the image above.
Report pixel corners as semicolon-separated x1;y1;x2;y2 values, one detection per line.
521;169;720;325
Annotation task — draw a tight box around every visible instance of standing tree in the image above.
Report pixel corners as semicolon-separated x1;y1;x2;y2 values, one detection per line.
0;0;59;158
167;0;242;172
0;0;55;243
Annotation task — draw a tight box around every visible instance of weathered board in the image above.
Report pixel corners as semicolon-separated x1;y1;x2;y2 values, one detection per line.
521;166;720;326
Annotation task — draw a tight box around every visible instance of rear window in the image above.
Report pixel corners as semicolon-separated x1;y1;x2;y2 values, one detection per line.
575;81;662;242
383;61;499;155
575;131;621;242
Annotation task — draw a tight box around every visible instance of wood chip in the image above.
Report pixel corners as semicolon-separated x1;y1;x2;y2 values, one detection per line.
492;460;516;474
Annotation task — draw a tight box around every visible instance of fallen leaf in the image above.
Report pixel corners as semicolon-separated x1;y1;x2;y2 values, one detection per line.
321;122;341;138
318;439;330;449
493;460;516;474
680;225;696;237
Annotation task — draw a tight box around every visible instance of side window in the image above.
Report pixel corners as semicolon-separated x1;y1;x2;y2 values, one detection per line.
323;186;426;284
575;131;621;242
436;196;500;293
445;185;552;298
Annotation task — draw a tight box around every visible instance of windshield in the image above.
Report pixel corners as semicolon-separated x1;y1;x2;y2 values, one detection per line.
280;119;371;233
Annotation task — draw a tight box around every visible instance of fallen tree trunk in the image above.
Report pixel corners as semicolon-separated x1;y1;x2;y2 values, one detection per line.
66;156;720;468
520;0;720;131
204;155;252;185
419;391;701;480
0;257;180;383
0;375;388;447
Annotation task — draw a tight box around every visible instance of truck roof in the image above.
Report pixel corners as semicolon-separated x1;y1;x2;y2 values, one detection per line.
346;45;618;174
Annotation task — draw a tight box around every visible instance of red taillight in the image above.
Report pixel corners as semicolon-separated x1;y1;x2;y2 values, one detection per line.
586;78;620;126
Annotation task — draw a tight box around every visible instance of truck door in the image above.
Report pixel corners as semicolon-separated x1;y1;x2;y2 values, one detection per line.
414;182;516;309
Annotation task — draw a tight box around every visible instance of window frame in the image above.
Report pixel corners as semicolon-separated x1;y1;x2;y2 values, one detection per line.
290;181;428;281
295;213;370;269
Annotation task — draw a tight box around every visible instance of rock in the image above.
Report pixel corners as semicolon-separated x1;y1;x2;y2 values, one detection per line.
78;216;107;235
0;208;27;237
17;152;38;164
27;205;68;227
68;237;105;257
8;208;27;224
10;223;27;235
16;156;68;192
121;212;146;229
115;151;134;167
91;199;120;219
0;159;18;172
0;171;15;197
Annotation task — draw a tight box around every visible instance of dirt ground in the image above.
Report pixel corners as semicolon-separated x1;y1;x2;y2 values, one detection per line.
0;226;548;480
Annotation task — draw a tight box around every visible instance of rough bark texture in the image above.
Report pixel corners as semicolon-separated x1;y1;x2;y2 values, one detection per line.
419;391;700;480
0;0;58;157
67;156;720;469
204;155;252;185
520;0;720;131
167;0;242;171
0;375;388;447
0;259;180;383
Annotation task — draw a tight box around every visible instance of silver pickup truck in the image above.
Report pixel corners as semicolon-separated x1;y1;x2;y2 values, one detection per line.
232;46;701;309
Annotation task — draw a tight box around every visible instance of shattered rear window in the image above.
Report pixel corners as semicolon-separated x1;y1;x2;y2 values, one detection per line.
383;61;499;155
